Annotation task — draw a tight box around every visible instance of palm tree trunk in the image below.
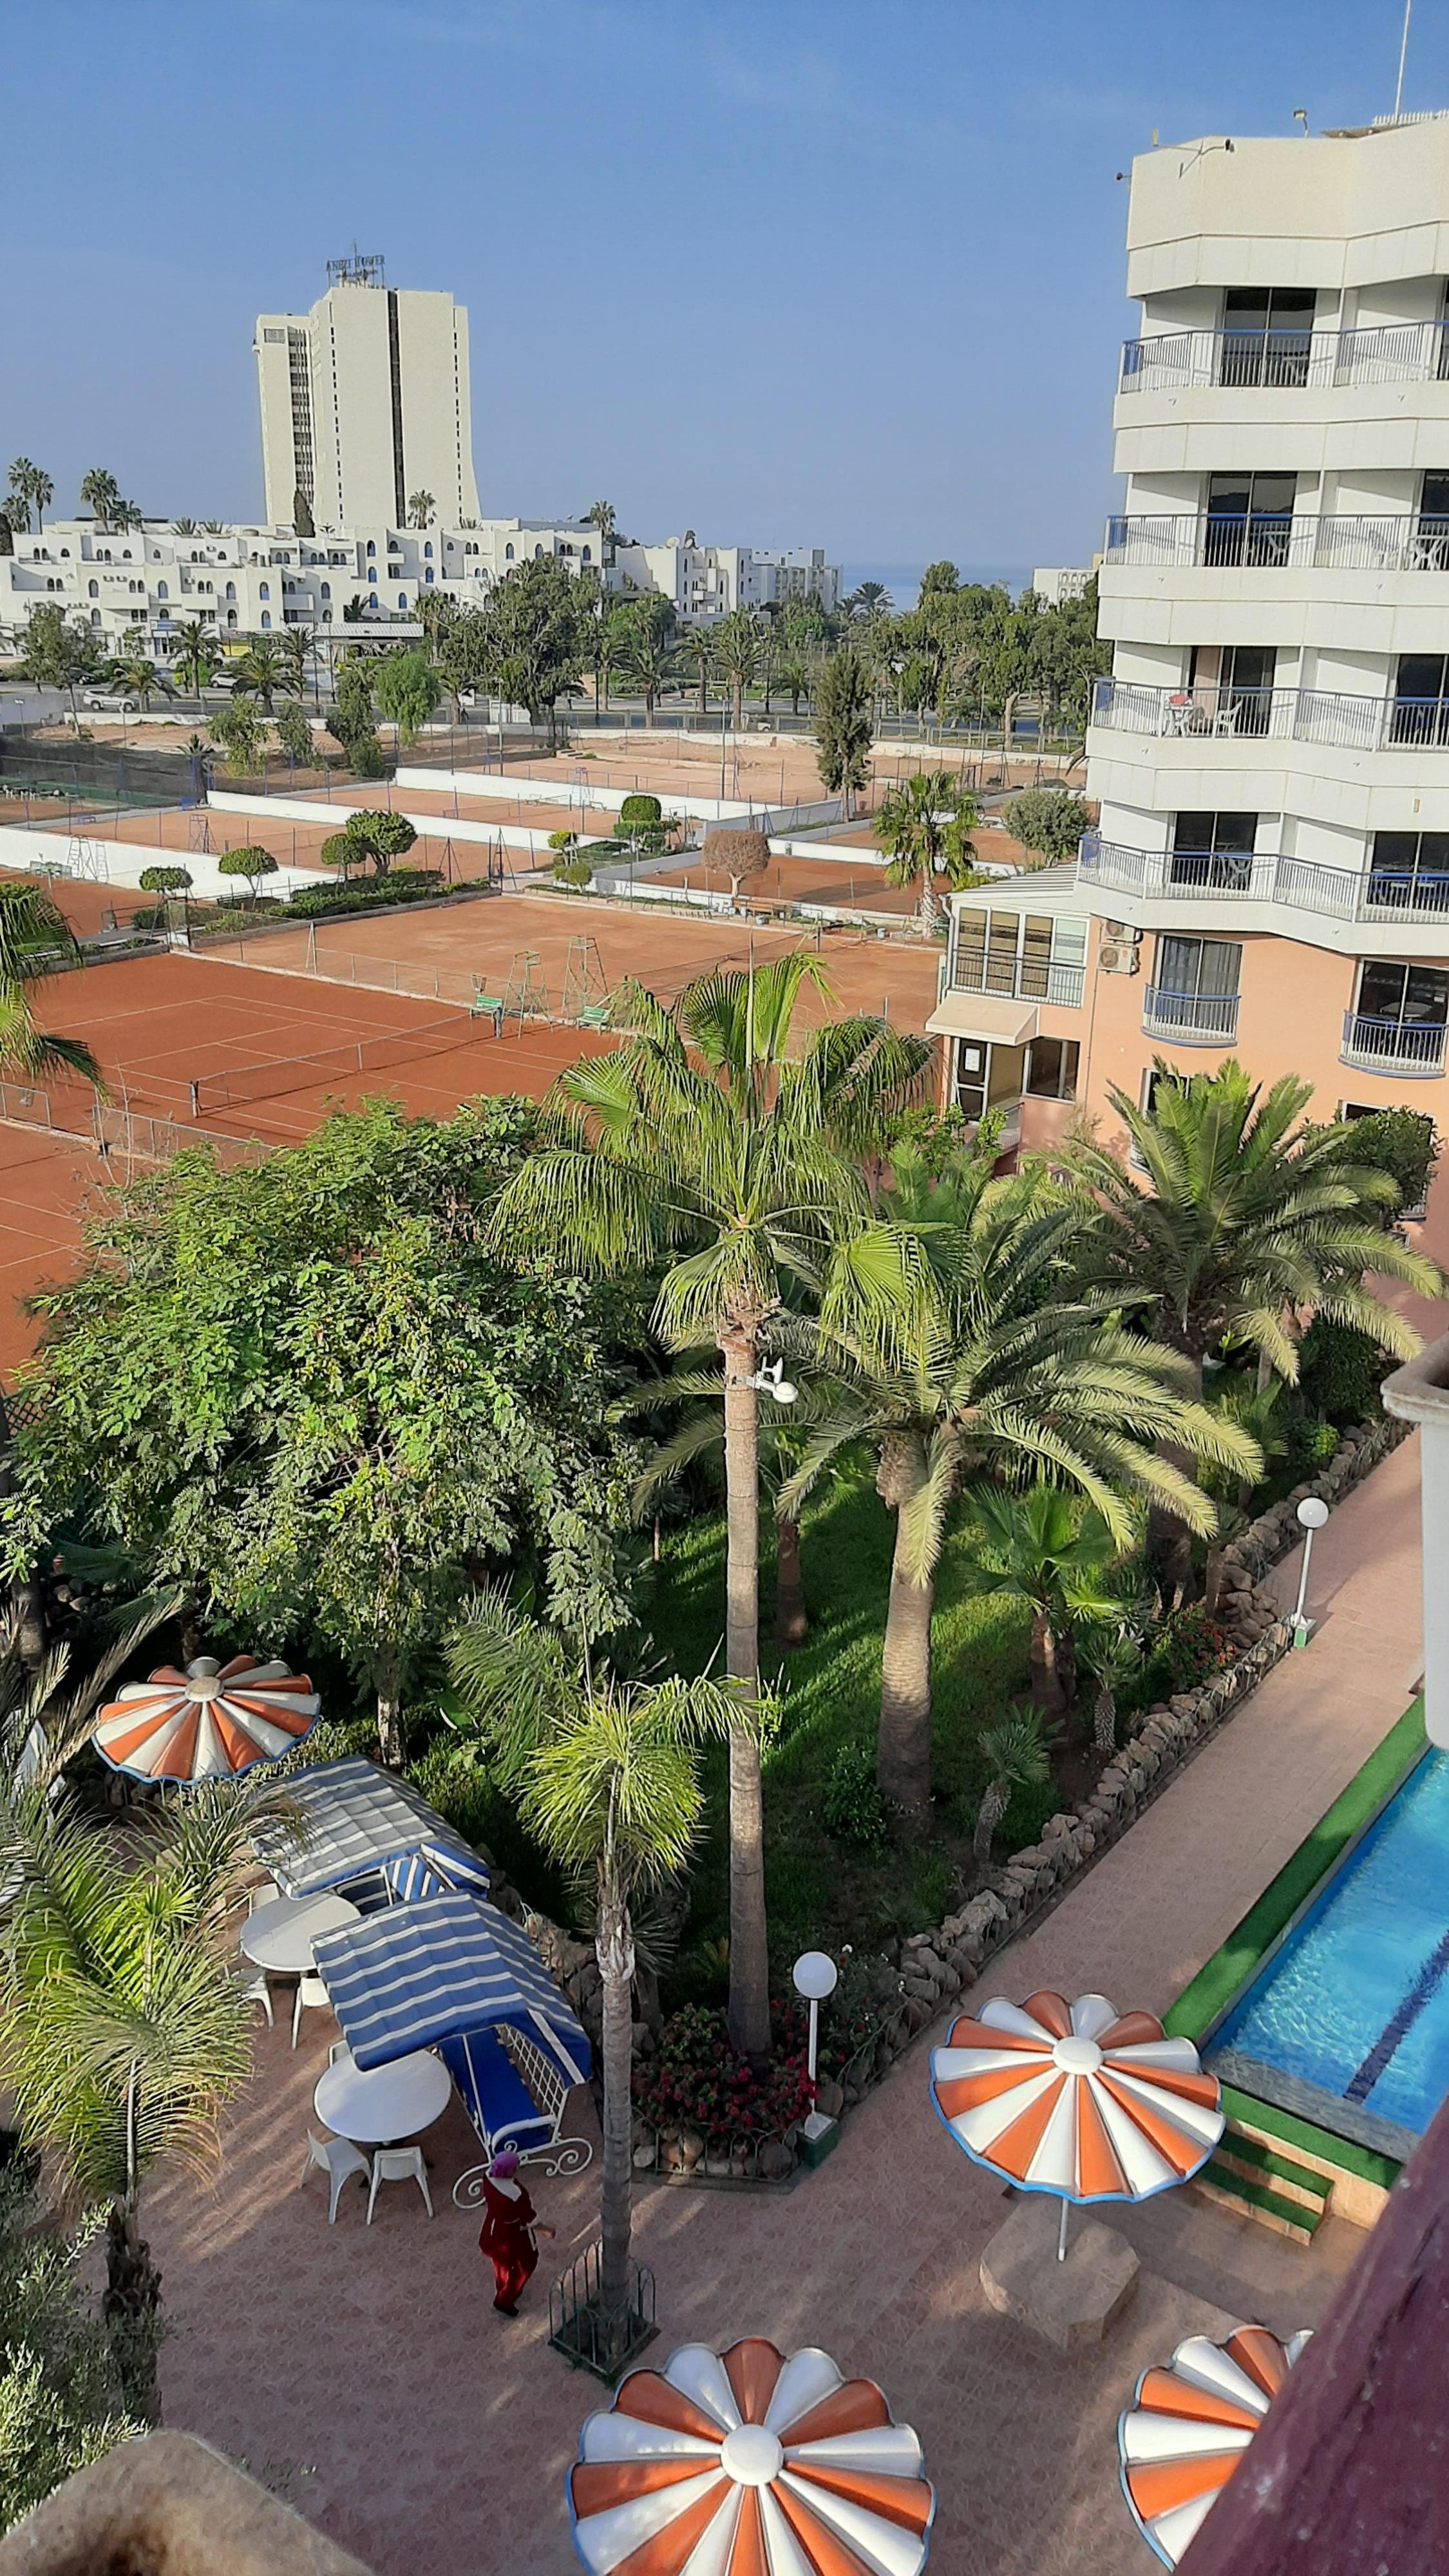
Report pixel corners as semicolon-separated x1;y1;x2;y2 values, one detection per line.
104;2201;162;2423
596;1879;635;2333
1093;1685;1117;1754
732;676;743;730
375;1643;404;1768
973;1780;1007;1866
772;1511;808;1648
878;1511;935;1826
721;1329;770;2063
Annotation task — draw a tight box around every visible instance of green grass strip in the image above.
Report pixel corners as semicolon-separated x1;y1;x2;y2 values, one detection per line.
1217;2085;1401;2190
1211;2129;1329;2201
1200;2164;1323;2235
1165;1696;1427;2046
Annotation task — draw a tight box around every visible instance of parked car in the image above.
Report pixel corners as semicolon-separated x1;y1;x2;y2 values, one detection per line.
203;671;242;696
81;686;140;713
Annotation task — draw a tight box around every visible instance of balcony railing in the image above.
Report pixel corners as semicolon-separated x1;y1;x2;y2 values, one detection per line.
1104;513;1449;574
951;961;1086;1009
1091;676;1449;753
1141;983;1240;1043
1119;319;1449;395
1340;1012;1448;1075
1079;834;1449;923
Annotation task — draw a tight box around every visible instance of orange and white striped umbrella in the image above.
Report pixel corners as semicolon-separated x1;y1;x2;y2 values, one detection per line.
569;2336;934;2576
929;1989;1224;2203
93;1654;321;1782
1119;2325;1312;2565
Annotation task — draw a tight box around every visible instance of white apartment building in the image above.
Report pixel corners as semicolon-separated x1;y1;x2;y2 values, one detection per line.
611;536;839;621
1030;565;1094;604
0;516;605;661
254;253;480;529
934;113;1449;1261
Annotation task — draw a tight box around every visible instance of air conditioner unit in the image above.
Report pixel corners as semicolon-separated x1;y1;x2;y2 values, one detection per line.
1099;943;1141;976
1103;921;1142;942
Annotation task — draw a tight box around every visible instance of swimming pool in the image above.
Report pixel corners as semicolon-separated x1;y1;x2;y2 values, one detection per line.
1208;1748;1449;2160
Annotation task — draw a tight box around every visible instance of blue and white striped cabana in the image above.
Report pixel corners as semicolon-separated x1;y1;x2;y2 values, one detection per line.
252;1755;491;1906
312;1892;594;2184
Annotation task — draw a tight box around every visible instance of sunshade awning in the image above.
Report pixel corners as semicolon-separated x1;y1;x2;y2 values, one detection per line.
251;1754;490;1902
925;991;1039;1045
312;1890;591;2085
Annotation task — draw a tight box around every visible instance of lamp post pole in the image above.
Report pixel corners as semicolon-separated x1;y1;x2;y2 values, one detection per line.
1292;1495;1330;1646
793;1950;839;2166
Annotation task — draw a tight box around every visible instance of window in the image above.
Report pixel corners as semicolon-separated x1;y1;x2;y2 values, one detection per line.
321;582;330;600
261;611;271;629
1219;286;1316;387
90;609;100;626
1185;644;1275;737
1146;936;1242;1040
953;908;1086;1005
1392;654;1449;746
535;545;544;558
424;567;433;582
225;581;235;600
87;580;98;598
424;542;433;558
1356;959;1449;1032
259;582;270;600
505;544;514;562
397;591;407;609
59;548;68;558
366;540;375;558
1203;473;1296;568
1025;1038;1079;1100
1367;830;1449;916
952;1039;1028;1127
369;591;378;609
156;581;167;599
227;609;237;627
1170;811;1258;891
582;545;592;563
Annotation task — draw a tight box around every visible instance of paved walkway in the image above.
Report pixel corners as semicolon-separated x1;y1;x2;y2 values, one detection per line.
146;1435;1425;2574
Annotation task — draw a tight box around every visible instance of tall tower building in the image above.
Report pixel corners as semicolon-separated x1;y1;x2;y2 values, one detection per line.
253;252;480;529
933;113;1449;1262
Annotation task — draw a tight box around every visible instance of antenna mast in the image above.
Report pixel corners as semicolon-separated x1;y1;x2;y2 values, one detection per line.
1394;0;1412;119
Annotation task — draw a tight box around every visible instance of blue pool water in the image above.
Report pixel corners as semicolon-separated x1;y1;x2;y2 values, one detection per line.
1212;1749;1449;2145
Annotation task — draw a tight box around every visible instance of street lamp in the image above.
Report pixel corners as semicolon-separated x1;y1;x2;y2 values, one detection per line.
793;1949;838;2164
1292;1495;1330;1647
747;1356;798;1405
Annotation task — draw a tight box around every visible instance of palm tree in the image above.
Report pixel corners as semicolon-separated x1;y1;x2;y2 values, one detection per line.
1068;1060;1442;1589
616;604;676;722
845;581;892;618
78;470;123;533
171;616;218;699
447;1587;752;2343
277;626;315;706
487;958;930;2057
681;626;713;717
1075;1615;1145;1755
973;1705;1054;1865
5;461;52;535
965;1484;1119;1714
408;491;437;529
113;657;163;711
776;651;811;719
876;770;981;927
583;501;620;565
786;1149;1257;1824
0;1774;270;2418
711;609;763;730
0;884;106;1095
230;638;287;715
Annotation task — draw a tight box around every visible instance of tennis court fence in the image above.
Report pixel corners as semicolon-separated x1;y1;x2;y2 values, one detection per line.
0;1081;269;1170
180;1009;484;1117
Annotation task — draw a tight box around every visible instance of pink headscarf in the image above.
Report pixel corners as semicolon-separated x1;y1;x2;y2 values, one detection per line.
489;2150;520;2179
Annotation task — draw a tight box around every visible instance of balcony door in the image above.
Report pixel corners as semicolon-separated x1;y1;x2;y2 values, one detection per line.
1367;831;1449;917
1391;653;1449;746
1187;644;1274;736
1171;811;1258;892
1356;959;1449;1041
1219;287;1316;388
1151;936;1242;1039
1417;471;1449;569
1203;473;1296;568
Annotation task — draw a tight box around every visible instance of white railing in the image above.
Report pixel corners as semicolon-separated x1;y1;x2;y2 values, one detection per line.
1079;835;1449;925
1091;677;1449;755
1341;1012;1448;1075
1142;983;1240;1043
950;961;1085;1009
1104;513;1449;574
1119;319;1449;394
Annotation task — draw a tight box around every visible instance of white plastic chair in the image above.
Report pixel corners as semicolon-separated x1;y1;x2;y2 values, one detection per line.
366;2145;433;2224
299;2130;371;2224
236;1965;273;2028
291;1972;331;2049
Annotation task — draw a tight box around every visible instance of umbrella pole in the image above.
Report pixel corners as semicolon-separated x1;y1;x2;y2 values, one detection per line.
1057;2197;1070;2264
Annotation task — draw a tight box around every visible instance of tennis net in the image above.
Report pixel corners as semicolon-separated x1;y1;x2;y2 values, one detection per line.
189;1010;478;1115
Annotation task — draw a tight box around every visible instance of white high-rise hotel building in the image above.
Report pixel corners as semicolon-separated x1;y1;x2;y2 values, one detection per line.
934;113;1449;1259
254;252;480;529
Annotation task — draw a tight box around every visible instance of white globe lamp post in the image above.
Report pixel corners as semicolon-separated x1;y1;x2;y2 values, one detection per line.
1292;1495;1330;1647
793;1949;839;2164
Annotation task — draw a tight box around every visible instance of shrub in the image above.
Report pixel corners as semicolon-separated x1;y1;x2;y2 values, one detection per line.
1001;786;1091;862
551;856;594;886
271;700;314;766
1298;1316;1387;1428
618;792;662;826
1328;1104;1437;1220
1135;1601;1235;1707
285;870;442;918
632;2005;814;2148
546;828;576;852
136;864;192;896
0;2163;142;2532
216;846;278;900
348;733;390;779
822;1741;891;1853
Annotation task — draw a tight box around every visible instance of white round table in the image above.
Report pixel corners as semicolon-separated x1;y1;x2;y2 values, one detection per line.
314;2046;453;2145
239;1891;359;1975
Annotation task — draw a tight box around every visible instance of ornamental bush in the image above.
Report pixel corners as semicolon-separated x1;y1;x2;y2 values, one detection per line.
822;1741;891;1852
618;792;662;826
632;2005;815;2148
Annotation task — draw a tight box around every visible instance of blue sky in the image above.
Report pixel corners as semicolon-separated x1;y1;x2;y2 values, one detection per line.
4;1;1447;591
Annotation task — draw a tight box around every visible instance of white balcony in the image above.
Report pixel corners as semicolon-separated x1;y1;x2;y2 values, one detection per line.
1119;321;1449;396
1091;677;1449;755
1104;513;1449;575
1141;982;1240;1044
1340;1011;1448;1076
1079;835;1449;928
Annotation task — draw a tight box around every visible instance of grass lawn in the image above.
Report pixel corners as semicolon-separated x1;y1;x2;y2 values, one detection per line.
642;1465;1051;1988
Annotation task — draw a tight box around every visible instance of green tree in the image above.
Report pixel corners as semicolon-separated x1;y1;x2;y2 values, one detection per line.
680;625;713;717
276;627;315;706
5;462;52;536
813;649;873;819
206;701;266;777
327;656;385;775
229;639;287;714
876;770;981;927
215;846;279;905
435;609;492;721
321;808;417;876
0;2164;143;2531
787;1148;1255;1823
614;601;677;722
448;1588;753;2336
17;603;102;723
973;1705;1054;1864
1075;1613;1146;1756
111;657;162;710
486;958;929;2056
7;1101;639;1768
582;500;621;563
844;581;892;618
1003;786;1090;863
373;647;441;746
0;884;103;1095
171;616;218;699
408;489;437;529
77;470;122;533
710;609;762;730
481;558;591;749
965;1484;1119;1715
271;699;313;767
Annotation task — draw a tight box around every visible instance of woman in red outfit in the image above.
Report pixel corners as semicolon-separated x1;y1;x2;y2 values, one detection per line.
477;2151;553;2316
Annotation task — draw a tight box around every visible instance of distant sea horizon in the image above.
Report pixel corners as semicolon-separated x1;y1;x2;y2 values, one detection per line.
838;561;1034;611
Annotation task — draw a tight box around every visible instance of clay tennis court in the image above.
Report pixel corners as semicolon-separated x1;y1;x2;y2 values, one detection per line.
0;1123;103;1373
650;850;921;918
